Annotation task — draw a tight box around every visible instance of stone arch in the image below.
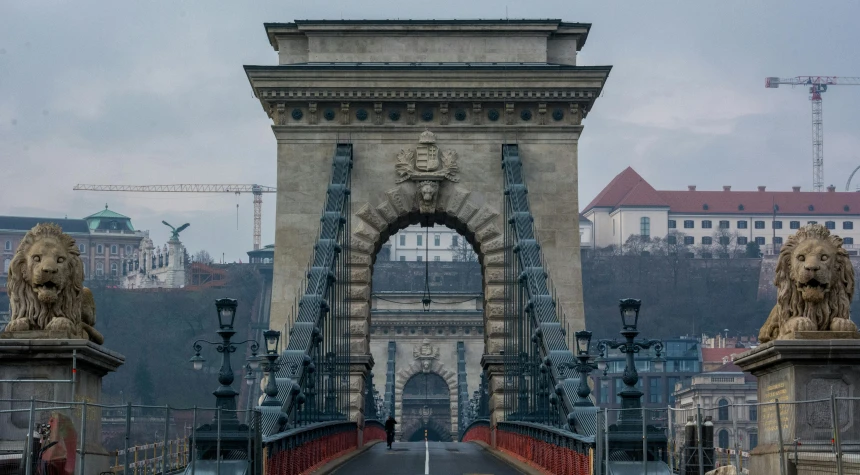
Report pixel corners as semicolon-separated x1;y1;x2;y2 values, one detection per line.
394;359;458;440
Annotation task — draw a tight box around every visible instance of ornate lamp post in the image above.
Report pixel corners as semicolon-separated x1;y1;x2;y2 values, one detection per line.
189;298;261;427
566;330;600;406
595;298;666;461
259;330;282;406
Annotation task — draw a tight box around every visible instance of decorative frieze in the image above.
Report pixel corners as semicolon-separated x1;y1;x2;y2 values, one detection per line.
257;88;597;101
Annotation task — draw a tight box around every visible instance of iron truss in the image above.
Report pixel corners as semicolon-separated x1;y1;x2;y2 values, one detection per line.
501;145;597;439
259;144;354;436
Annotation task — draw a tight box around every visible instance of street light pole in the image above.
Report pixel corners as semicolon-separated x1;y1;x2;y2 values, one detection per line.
595;299;664;432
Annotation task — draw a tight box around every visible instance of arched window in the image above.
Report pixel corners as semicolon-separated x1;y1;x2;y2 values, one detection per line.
749;432;758;450
4;240;11;251
111;245;118;255
718;429;729;449
78;243;86;254
640;217;650;238
96;262;104;276
3;258;10;273
110;263;118;276
125;245;132;255
718;399;730;420
97;244;103;254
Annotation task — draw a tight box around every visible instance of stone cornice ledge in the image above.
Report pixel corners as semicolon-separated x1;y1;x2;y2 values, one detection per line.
734;339;860;375
0;338;126;373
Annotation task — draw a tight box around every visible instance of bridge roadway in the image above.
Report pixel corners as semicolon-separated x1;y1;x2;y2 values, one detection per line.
332;441;525;475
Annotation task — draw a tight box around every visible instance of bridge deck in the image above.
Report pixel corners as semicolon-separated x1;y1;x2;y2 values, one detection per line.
332;441;525;475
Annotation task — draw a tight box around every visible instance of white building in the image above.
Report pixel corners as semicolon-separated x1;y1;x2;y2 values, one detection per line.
387;225;467;262
582;167;860;255
119;233;187;289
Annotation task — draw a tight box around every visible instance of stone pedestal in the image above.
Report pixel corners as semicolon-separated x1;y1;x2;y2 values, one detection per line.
0;337;125;473
735;337;860;475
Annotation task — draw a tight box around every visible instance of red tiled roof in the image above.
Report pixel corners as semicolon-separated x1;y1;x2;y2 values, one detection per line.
583;167;860;215
708;361;757;382
701;348;745;363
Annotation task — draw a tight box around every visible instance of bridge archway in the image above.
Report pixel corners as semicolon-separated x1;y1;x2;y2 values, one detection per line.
399;371;454;442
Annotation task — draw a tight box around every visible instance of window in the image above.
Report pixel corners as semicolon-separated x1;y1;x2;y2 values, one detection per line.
718;430;729;449
844;221;854;230
96;262;104;276
754;221;765;229
649;378;662;403
434;234;440;246
684;220;694;229
667;235;677;245
416;255;422;262
452;236;459;246
4;240;10;251
719;220;730;229
433;256;440;261
78;244;86;254
125;245;132;255
417;234;423;246
668;220;676;229
737;221;747;229
790;221;800;229
749;405;757;421
719;236;730;245
111;245;118;255
599;379;609;404
826;221;836;230
3;258;9;273
773;221;782;229
666;377;680;406
755;237;765;245
718;399;729;421
738;237;748;245
97;244;103;254
749;433;758;451
845;237;855;245
702;220;712;229
399;235;406;246
640;217;650;238
774;237;783;245
684;236;694;245
399;256;406;261
702;236;713;245
110;263;118;276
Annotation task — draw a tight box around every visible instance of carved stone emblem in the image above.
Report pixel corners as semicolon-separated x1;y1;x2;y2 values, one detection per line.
395;130;459;213
413;338;440;372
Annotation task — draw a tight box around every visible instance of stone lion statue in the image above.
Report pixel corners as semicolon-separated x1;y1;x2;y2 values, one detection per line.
759;224;857;343
3;223;104;344
416;180;439;213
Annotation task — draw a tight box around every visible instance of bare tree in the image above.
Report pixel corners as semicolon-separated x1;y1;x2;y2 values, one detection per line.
448;236;477;262
712;229;744;258
193;250;214;265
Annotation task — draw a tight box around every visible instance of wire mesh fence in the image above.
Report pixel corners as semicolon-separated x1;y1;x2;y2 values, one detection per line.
0;397;261;475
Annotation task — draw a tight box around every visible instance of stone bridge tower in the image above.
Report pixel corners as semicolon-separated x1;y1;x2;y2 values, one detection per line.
245;19;610;426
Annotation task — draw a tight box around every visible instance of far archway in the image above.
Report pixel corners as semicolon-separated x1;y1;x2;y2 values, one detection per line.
401;372;453;442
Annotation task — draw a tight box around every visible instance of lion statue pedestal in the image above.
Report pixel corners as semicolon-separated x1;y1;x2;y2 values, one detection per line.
0;224;124;474
736;224;860;474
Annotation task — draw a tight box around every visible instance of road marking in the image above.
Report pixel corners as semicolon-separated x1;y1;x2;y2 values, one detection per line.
425;439;429;474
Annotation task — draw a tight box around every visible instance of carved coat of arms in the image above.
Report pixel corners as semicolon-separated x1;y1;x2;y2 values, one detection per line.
395;130;460;213
413;338;440;372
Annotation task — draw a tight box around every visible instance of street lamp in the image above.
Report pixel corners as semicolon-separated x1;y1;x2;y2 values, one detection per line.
596;299;664;430
260;330;282;406
190;298;261;422
566;330;600;407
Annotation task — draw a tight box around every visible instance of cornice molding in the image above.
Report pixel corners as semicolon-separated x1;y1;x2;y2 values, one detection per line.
255;88;597;102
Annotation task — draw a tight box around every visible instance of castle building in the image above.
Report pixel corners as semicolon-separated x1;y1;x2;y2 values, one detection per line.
0;206;145;282
583;167;860;255
118;233;187;290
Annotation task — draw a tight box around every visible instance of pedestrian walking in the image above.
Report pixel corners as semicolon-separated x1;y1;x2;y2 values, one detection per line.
385;416;397;449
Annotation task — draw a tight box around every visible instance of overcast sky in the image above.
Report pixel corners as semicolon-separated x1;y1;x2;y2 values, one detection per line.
3;1;860;262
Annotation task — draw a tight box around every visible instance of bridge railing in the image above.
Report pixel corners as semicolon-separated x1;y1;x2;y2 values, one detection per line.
496;421;593;475
460;419;491;445
263;420;358;475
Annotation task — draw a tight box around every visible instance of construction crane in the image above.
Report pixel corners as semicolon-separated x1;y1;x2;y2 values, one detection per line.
73;184;276;250
766;76;860;192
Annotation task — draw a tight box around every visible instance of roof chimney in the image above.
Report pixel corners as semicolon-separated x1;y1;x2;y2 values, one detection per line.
688;185;697;191
758;186;766;192
792;186;801;192
723;186;731;191
827;185;836;192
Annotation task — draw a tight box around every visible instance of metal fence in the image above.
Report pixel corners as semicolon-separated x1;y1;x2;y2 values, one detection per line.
0;397;261;475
